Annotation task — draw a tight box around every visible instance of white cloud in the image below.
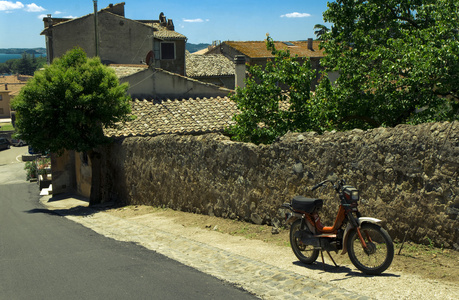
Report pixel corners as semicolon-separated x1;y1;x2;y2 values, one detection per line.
37;13;46;19
54;10;62;15
183;18;206;23
63;15;76;19
280;12;311;18
0;1;24;11
0;1;45;13
25;3;44;12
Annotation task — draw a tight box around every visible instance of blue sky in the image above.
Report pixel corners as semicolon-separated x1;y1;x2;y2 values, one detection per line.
0;0;331;48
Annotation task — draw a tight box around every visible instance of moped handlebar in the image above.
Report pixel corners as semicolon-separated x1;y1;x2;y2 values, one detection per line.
311;180;329;191
311;179;347;193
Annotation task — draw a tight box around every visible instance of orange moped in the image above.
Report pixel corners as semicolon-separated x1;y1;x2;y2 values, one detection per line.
281;179;394;275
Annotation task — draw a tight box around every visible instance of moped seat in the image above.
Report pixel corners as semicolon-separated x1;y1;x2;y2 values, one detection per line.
291;196;323;213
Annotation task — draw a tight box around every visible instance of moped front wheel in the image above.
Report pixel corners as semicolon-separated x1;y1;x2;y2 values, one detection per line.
290;219;320;264
347;223;394;275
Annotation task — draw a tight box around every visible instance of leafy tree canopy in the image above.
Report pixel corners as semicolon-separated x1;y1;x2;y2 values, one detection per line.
12;47;132;154
317;0;459;130
313;24;330;41
227;35;316;144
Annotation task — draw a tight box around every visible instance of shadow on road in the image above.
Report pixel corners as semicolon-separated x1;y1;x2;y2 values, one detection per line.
292;260;400;279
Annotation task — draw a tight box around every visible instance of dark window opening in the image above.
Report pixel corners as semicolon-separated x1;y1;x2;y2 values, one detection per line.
161;42;175;59
82;152;89;166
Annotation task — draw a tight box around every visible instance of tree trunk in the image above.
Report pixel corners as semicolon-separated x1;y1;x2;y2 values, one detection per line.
88;150;102;206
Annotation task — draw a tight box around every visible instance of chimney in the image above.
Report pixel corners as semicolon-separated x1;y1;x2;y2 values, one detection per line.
167;19;175;30
234;55;246;89
308;38;314;51
46;14;53;27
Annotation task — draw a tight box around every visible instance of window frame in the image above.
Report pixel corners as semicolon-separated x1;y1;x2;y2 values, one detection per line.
160;42;176;60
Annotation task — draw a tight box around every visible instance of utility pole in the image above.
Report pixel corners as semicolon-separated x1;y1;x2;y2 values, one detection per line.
93;0;99;56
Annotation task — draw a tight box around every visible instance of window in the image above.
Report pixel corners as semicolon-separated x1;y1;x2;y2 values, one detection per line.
0;94;3;101
161;42;175;60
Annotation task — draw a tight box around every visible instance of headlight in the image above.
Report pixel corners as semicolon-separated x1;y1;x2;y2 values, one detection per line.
343;186;359;202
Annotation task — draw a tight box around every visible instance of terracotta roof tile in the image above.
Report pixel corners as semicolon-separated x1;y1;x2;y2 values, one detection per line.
150;23;187;40
186;53;235;77
109;64;148;78
104;97;238;137
225;41;325;58
0;75;32;94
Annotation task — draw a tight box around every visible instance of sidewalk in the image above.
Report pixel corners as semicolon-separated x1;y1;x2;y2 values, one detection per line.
0;118;11;123
40;195;458;300
39;194;367;300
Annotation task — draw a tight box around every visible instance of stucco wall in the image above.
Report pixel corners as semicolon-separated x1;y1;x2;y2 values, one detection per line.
121;68;232;99
158;40;186;76
0;92;11;117
51;150;76;195
99;122;459;249
52;15;96;59
97;13;154;65
51;12;154;64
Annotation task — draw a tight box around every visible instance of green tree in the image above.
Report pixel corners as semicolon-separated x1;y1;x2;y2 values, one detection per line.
316;0;459;130
227;35;316;144
313;24;330;41
12;47;132;204
0;54;46;75
15;52;35;75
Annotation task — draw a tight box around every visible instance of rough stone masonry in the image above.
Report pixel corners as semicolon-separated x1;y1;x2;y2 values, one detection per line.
99;121;459;249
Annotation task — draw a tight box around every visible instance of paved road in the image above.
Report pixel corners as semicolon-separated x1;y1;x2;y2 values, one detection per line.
0;144;28;166
0;160;257;299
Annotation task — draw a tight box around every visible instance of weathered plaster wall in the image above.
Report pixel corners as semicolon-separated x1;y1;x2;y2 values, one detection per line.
120;68;232;99
51;150;76;194
100;122;459;248
75;152;91;198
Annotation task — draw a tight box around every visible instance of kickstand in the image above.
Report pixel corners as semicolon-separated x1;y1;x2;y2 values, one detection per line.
326;251;339;268
320;250;325;270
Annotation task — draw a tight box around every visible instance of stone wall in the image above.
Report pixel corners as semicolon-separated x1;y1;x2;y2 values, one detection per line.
100;122;459;249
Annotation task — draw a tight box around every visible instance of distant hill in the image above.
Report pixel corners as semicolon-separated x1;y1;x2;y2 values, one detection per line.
0;48;46;55
2;45;213;56
186;43;210;53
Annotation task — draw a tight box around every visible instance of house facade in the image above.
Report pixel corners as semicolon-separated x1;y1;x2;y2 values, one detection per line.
41;2;187;75
110;64;232;99
0;75;32;118
206;39;336;88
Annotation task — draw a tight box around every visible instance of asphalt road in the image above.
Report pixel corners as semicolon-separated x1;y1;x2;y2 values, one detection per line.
0;152;257;299
0;144;28;166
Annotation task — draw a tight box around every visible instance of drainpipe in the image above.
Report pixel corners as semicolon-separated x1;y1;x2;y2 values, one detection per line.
234;55;246;89
93;0;99;57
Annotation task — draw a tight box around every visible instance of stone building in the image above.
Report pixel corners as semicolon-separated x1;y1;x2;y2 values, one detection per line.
205;40;338;89
41;2;187;75
185;52;235;89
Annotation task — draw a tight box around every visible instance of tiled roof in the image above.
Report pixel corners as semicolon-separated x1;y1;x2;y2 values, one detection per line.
186;53;235;78
109;64;149;78
0;75;32;94
151;23;187;40
104;97;238;137
224;41;325;58
41;10;186;41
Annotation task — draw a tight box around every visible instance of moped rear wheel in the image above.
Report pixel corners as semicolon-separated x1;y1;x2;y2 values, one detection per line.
290;219;320;264
347;223;394;275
